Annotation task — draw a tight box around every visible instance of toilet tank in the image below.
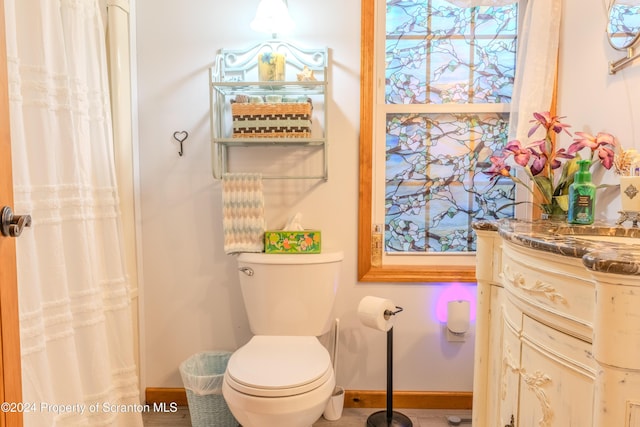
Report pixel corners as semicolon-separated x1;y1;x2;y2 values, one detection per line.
236;250;343;336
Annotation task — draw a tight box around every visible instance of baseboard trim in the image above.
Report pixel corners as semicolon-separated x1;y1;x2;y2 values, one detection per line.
145;387;472;410
344;390;472;409
146;388;189;406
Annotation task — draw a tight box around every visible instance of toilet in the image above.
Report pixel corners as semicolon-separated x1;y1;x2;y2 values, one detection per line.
222;250;343;427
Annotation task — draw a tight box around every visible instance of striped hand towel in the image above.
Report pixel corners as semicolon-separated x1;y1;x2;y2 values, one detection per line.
222;173;266;254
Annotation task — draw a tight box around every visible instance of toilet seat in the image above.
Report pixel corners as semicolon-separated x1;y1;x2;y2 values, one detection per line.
226;336;332;398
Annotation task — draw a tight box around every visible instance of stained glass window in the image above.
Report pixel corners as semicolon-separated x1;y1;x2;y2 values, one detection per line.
382;0;519;254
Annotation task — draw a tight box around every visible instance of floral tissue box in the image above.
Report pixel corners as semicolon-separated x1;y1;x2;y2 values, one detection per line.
264;230;321;254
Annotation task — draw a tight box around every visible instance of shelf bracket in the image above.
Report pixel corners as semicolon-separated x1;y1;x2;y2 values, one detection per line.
609;47;640;75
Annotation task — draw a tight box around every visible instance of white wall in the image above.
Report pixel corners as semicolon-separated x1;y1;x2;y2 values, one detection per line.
559;0;640;220
134;0;640;394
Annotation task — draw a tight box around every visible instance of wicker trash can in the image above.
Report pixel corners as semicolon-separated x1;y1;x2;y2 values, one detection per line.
179;351;238;427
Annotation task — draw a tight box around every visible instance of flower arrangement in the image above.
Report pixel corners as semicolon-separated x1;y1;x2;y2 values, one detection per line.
484;112;617;217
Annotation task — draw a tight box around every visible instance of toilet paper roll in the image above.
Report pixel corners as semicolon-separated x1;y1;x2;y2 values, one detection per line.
358;296;396;332
447;300;470;334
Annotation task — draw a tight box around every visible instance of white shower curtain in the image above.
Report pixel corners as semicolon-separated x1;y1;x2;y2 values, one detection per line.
507;0;562;142
5;0;143;426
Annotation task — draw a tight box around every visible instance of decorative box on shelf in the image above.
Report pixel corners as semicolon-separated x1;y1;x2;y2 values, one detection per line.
231;99;312;139
264;230;321;254
257;52;286;81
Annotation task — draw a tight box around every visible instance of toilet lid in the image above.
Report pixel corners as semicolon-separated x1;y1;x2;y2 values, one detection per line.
226;336;332;397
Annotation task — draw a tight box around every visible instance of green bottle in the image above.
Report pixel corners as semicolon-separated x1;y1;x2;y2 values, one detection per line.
568;160;595;225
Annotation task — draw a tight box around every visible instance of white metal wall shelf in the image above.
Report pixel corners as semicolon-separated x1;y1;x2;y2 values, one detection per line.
209;41;329;180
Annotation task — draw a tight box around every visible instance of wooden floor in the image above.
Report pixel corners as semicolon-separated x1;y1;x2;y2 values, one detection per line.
141;406;472;426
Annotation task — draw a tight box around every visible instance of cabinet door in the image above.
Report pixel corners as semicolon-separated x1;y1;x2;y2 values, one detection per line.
518;317;595;427
499;308;522;427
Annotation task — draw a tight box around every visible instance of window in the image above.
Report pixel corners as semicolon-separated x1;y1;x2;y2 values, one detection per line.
359;0;521;282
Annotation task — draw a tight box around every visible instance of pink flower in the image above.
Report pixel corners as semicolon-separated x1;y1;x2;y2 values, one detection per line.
554;148;574;163
528;112;572;138
529;151;547;175
504;140;530;167
484;155;512;181
568;132;603;151
596;146;616;169
568;132;617;169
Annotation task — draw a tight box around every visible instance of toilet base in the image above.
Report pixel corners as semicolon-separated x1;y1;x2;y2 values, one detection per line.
366;410;413;427
222;372;335;427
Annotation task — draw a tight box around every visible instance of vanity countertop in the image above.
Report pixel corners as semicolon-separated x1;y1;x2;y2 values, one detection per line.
472;219;640;276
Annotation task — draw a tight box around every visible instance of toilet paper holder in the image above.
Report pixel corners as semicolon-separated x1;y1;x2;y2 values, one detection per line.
358;297;412;427
383;306;403;320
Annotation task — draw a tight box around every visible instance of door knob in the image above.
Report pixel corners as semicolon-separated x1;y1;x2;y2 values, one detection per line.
1;206;32;237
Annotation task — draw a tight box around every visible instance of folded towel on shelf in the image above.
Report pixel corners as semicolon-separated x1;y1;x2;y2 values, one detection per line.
222;173;266;254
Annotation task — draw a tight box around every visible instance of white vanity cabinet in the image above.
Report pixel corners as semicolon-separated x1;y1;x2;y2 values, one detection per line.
473;221;640;427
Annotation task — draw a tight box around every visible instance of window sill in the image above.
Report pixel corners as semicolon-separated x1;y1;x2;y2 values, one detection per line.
358;212;477;283
358;264;477;283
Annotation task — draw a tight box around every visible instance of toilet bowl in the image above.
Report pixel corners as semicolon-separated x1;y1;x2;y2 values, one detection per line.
222;335;335;427
225;250;343;426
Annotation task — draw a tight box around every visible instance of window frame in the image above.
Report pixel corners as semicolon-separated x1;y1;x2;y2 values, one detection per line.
358;0;516;282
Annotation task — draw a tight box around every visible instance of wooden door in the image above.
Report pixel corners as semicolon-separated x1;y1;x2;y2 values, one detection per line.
0;0;24;425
